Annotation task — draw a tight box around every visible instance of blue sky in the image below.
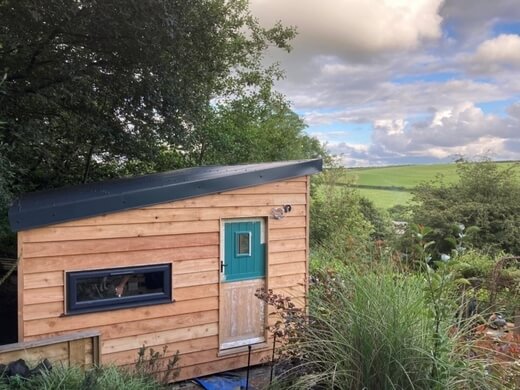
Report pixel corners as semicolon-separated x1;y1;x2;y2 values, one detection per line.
251;0;520;166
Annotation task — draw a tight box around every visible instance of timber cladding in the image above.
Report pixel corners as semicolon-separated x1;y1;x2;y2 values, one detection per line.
0;331;100;369
17;177;310;381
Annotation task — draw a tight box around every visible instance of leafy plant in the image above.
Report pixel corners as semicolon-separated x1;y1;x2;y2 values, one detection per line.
255;288;307;368
135;344;180;385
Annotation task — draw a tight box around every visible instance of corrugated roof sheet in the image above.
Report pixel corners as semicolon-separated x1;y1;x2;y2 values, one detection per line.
9;159;322;232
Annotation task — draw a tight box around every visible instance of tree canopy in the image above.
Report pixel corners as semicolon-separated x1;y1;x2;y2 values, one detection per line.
0;0;326;256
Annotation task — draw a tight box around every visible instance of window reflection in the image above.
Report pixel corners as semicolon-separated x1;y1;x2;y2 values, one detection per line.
76;271;165;301
67;264;171;314
237;232;251;256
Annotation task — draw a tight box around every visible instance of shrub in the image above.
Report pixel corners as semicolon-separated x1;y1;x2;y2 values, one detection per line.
411;160;520;256
310;170;373;258
445;250;520;319
358;197;394;241
135;344;180;385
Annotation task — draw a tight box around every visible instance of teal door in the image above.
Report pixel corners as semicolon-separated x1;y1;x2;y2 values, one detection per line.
220;219;267;349
222;220;265;282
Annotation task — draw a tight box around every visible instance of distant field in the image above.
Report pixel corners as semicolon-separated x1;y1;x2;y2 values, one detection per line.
337;162;518;209
343;164;460;189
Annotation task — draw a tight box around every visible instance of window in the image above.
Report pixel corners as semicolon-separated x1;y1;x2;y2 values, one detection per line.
66;264;172;314
236;232;251;256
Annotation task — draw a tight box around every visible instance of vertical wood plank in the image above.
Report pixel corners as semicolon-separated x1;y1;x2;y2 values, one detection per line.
220;279;265;349
17;232;24;342
305;175;310;310
68;339;86;368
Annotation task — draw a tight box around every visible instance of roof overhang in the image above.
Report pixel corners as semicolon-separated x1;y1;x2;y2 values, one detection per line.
9;159;323;232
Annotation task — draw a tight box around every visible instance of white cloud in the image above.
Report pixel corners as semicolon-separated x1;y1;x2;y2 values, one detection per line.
507;102;520;119
364;102;520;164
475;34;520;64
327;142;374;166
296;78;507;121
248;0;520;165
374;119;407;135
416;137;512;160
468;34;520;72
440;0;520;46
251;0;444;61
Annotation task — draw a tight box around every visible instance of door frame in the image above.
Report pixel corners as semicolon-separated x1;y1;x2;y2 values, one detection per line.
218;217;268;351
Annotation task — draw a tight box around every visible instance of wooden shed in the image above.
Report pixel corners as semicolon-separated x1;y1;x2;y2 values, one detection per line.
8;159;322;381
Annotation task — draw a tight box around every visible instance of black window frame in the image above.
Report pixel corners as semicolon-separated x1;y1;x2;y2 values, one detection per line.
66;264;172;315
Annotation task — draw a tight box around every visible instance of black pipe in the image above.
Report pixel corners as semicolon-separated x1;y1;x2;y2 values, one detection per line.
246;345;252;389
270;333;277;384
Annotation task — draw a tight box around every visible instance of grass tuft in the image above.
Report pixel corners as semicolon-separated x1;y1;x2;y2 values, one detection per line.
0;364;162;390
272;267;501;390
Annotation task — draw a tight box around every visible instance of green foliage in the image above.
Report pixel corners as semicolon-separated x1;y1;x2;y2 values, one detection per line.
449;250;495;280
182;94;325;166
0;77;15;257
0;143;15;257
273;265;498;390
0;365;161;390
388;203;412;221
412;160;520;255
419;240;460;382
310;170;373;257
358;196;393;240
0;345;180;389
297;223;512;389
0;0;328;255
0;0;296;191
448;250;520;317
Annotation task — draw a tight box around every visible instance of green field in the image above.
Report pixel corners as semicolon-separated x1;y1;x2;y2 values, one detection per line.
345;164;460;188
338;162;518;209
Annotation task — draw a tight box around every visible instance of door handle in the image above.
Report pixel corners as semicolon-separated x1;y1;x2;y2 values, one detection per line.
220;261;228;273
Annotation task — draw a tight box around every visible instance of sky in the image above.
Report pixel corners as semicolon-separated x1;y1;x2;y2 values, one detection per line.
250;0;520;166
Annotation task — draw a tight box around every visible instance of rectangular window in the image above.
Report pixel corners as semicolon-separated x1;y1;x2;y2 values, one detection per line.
66;264;172;314
236;232;251;256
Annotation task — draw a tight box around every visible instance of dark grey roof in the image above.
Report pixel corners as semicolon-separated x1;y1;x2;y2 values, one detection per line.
9;159;322;232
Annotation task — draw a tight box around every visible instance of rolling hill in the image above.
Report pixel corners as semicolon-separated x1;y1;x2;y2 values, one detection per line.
339;162;518;209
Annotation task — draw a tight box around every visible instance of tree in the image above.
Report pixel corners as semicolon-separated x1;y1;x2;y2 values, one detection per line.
0;73;16;257
0;0;297;194
0;1;328;256
411;160;520;256
181;93;325;167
